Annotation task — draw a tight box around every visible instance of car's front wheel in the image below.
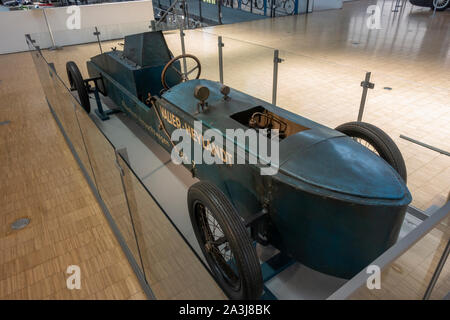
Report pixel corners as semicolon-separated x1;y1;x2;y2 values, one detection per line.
188;181;263;300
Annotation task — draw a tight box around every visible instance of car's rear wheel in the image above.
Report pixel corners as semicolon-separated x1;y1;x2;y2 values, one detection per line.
66;61;91;113
188;181;263;300
335;121;407;182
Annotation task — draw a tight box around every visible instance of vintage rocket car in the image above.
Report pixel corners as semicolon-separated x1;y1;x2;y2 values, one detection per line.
66;31;411;299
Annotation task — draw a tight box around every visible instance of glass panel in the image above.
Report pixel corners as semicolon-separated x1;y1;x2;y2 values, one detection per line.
117;153;226;299
28;31;146;284
97;21;153;41
220;34;274;103
31;28;98;86
27;38;97;187
277;50;366;128
162;29;184;58
185;30;220;82
49;75;97;185
27;41;58;108
26;36;96;185
30;31;54;52
35;20;154;50
365;73;450;212
74;104;143;272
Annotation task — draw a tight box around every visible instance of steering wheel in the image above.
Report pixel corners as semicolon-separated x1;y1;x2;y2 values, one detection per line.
161;54;201;90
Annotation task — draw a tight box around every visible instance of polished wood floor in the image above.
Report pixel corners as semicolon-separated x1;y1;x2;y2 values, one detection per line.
0;52;146;299
0;0;448;300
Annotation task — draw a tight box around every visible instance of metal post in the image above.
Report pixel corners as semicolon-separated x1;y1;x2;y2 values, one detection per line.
180;24;188;76
150;20;156;31
272;49;283;105
392;0;401;12
185;0;191;28
93;27;103;54
423;238;450;300
199;0;203;22
42;8;59;50
218;36;224;84
399;135;450;157
357;72;374;122
218;0;223;24
182;0;188;28
432;0;438;16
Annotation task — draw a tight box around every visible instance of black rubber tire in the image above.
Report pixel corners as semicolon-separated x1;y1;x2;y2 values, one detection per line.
335;121;407;182
66;61;91;113
188;181;263;300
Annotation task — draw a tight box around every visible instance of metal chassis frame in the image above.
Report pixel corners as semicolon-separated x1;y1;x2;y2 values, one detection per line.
81;75;121;121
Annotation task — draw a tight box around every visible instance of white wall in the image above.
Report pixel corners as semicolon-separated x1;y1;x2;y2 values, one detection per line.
0;0;154;54
312;0;343;11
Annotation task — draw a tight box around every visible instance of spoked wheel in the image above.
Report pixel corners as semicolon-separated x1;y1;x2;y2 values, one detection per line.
161;54;201;90
284;0;295;14
335;121;407;182
432;0;449;11
66;61;91;113
255;0;264;9
188;181;263;300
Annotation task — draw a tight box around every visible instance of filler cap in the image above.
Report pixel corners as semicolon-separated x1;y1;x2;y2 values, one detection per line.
194;85;210;103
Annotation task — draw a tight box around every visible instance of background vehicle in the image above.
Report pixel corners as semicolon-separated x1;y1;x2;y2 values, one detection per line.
410;0;450;11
